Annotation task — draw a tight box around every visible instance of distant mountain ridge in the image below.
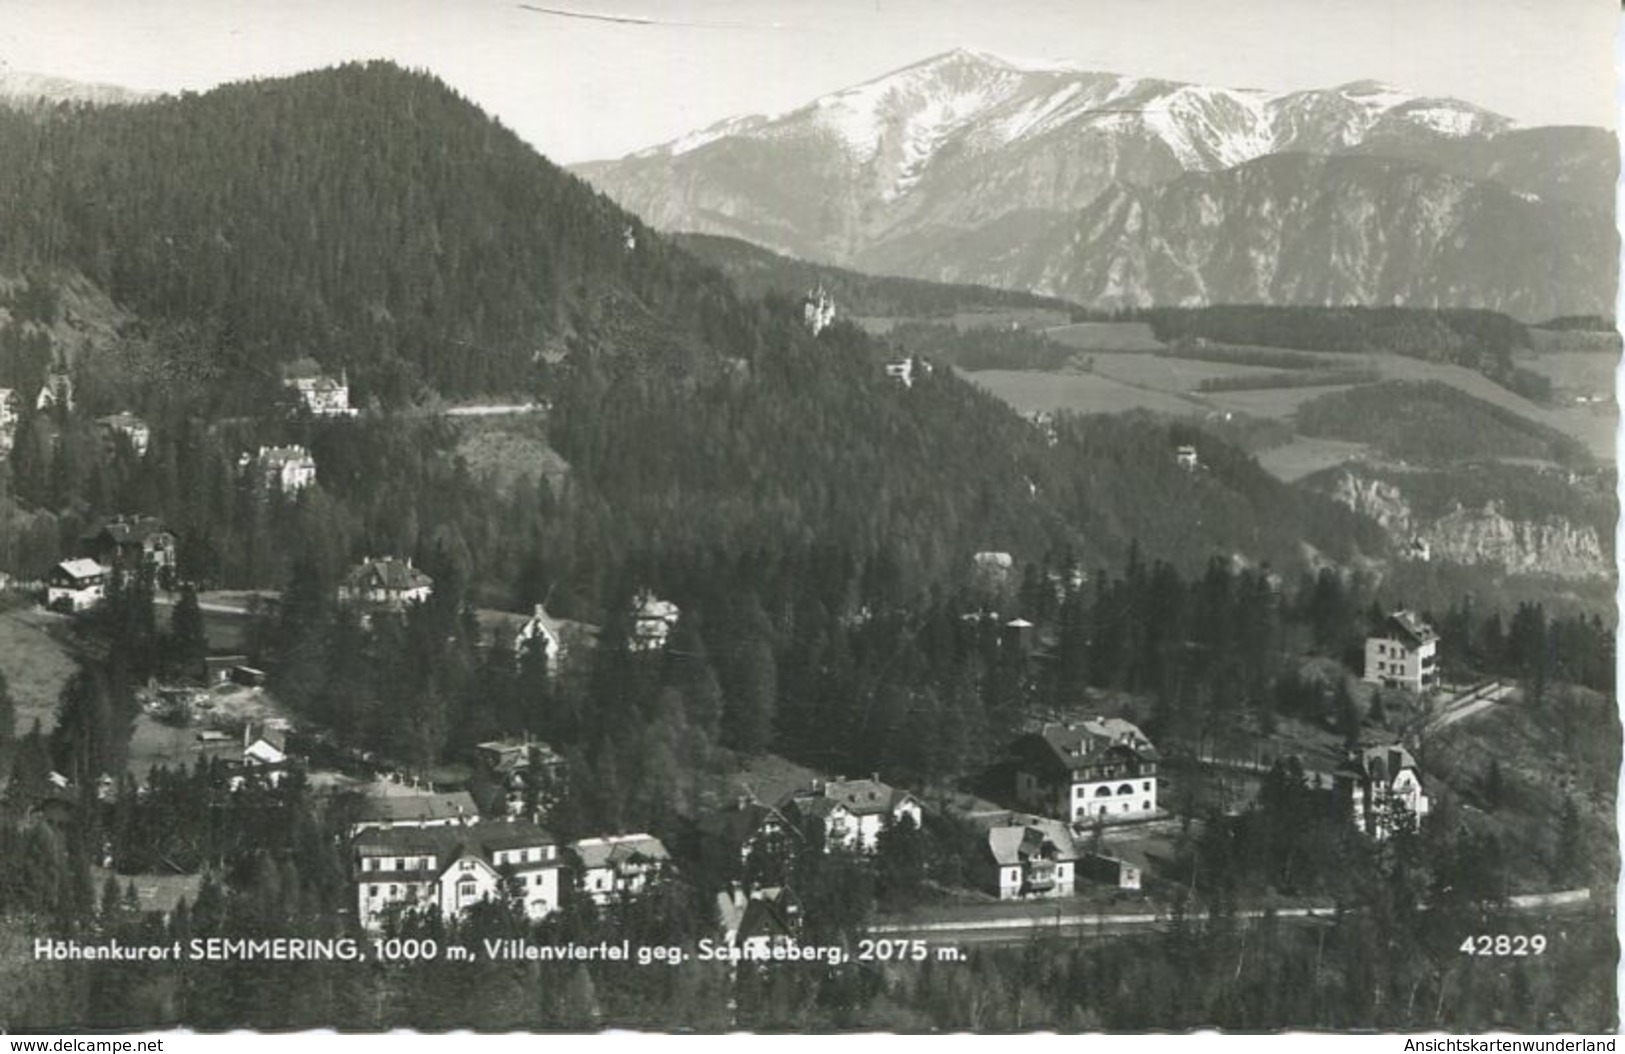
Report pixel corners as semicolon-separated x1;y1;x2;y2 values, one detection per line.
0;70;155;109
574;48;1616;319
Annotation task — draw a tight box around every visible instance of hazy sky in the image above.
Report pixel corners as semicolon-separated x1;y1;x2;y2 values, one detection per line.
0;0;1615;163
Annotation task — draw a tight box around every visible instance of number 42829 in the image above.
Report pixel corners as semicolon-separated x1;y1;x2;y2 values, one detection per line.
1459;935;1547;956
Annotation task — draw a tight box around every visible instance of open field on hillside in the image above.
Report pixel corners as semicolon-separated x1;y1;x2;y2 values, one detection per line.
853;307;1072;335
1516;350;1618;399
1040;321;1162;351
0;604;79;735
1091;356;1283;391
1253;437;1372;481
964;368;1201;417
970;339;1618;470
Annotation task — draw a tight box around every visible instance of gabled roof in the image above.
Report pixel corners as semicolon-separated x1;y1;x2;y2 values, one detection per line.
343;557;433;592
1380;610;1438;647
96;412;147;431
736;886;799;944
1017;718;1159;775
570;833;670;871
53;558;110;580
632;592;679;624
353;789;478;825
783;777;919;819
353;818;559;861
1342;744;1421;786
985;817;1078;867
82;515;170;547
247;725;287;752
353;821;560;888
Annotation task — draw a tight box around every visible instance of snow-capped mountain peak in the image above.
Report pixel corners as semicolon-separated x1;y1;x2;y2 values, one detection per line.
572;50;1560;294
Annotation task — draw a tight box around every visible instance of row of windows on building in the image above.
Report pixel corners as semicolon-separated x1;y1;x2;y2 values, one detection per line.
365;871;552;899
1075;781;1154;799
360;848;551;872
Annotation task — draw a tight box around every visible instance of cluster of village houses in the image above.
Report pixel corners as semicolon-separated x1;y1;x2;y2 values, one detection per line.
30;507;1440;939
16;352;1438;938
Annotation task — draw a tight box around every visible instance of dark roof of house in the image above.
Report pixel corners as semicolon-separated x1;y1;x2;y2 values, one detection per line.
1341;744;1420;786
353;790;478;825
570;834;670;871
1016;718;1159;775
736;887;799;944
343;557;433;592
82;515;170;547
247;727;287;753
353;819;559;860
781;777;918;819
985;818;1078;867
96;412;147;431
1380;610;1438;648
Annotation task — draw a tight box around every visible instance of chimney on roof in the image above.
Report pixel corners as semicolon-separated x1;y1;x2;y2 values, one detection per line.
534;603;545;618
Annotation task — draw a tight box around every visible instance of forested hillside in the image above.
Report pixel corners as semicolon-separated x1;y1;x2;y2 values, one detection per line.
0;62;1395;599
0;62;739;403
673;232;1078;319
1294;381;1589;465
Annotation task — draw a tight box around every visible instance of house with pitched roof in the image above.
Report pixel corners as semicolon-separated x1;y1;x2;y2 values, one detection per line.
715;884;802;957
471;738;567;818
695;798;800;889
630;591;680;652
239;444;317;495
35;370;73;412
352;819;563;930
96;412;150;457
337;556;433;611
980;816;1080;900
1009;718;1160;824
569;834;672;905
80;515;176;584
779;776;923;855
45;558;111;612
284;369;357;417
1363;610;1440;692
515;603;569;673
1340;744;1430;840
349;788;480;838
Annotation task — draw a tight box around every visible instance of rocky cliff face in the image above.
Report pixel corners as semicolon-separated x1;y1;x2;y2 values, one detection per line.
1328;471;1610;579
1428;504;1607;579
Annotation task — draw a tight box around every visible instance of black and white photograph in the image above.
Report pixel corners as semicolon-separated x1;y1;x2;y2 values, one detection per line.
0;0;1617;1037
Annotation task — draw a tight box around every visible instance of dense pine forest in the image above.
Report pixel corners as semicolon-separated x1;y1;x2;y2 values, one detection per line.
0;63;1615;1033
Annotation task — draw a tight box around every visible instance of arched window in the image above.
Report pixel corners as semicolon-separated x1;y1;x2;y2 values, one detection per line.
1095;786;1113;797
1117;783;1135;795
